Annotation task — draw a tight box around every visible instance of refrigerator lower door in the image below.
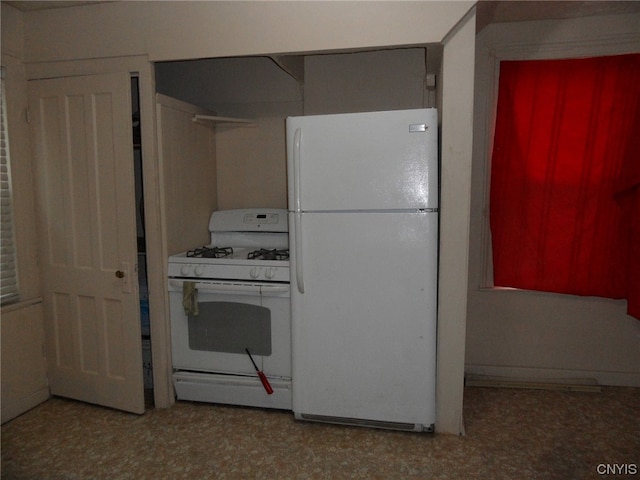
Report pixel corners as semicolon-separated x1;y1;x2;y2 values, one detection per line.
290;211;437;431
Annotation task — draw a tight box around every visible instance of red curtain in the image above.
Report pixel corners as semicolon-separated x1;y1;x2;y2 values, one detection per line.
490;54;640;319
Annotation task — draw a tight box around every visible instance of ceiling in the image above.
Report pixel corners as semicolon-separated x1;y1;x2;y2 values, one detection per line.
5;1;640;31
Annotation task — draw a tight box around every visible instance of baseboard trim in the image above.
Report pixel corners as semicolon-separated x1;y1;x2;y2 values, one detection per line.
465;374;601;392
465;365;640;388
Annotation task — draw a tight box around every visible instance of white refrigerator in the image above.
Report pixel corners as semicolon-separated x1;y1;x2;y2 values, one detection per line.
287;109;438;432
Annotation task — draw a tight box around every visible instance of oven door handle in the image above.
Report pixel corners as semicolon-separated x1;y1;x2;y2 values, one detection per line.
169;280;289;296
260;285;290;296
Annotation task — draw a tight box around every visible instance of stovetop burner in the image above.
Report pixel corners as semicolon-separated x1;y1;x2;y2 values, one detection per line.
183;246;290;261
186;246;233;258
247;248;290;261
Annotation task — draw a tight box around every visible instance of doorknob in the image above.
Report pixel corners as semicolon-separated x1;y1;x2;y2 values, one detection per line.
115;270;125;278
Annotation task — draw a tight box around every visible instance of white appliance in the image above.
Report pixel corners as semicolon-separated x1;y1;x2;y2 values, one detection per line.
168;209;291;410
287;109;438;432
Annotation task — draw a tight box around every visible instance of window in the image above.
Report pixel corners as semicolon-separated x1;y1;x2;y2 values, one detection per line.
489;54;640;319
0;66;19;305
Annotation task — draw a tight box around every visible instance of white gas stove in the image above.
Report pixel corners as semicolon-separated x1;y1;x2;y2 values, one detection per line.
168;209;289;281
168;209;291;410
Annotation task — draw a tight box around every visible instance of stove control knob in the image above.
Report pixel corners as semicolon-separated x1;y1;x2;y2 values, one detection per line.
250;267;260;279
180;265;191;276
194;265;205;276
265;267;276;279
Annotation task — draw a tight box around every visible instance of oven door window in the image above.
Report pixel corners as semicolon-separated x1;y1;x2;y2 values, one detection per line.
187;302;272;356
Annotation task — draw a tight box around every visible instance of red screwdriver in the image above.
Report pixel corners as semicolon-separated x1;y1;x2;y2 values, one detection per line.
246;348;274;395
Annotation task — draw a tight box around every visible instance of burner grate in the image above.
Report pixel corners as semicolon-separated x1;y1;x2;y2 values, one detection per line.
248;248;289;261
187;246;233;258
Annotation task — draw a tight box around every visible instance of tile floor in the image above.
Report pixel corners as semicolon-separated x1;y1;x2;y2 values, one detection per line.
2;386;638;479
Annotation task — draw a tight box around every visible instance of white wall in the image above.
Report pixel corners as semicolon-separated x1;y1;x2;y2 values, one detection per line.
1;303;49;424
466;13;640;387
437;10;476;434
156;94;218;254
1;3;48;423
22;1;473;62
215;112;294;210
303;48;429;114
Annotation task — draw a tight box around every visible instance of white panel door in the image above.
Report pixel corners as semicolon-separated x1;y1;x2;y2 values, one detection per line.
290;211;437;426
29;72;144;414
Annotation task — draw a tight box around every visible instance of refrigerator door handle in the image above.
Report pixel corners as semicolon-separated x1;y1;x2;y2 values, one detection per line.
293;128;302;212
295;211;305;293
293;127;305;293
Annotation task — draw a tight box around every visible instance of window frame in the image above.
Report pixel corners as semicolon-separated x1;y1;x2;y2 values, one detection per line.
478;34;640;293
0;65;20;305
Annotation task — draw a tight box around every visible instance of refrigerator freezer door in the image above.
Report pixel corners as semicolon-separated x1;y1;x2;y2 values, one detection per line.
287;109;438;212
290;211;437;427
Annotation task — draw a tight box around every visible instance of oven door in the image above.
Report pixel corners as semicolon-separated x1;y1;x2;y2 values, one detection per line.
168;279;291;379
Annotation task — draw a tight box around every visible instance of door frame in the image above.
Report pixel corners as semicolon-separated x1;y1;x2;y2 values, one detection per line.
27;56;174;409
